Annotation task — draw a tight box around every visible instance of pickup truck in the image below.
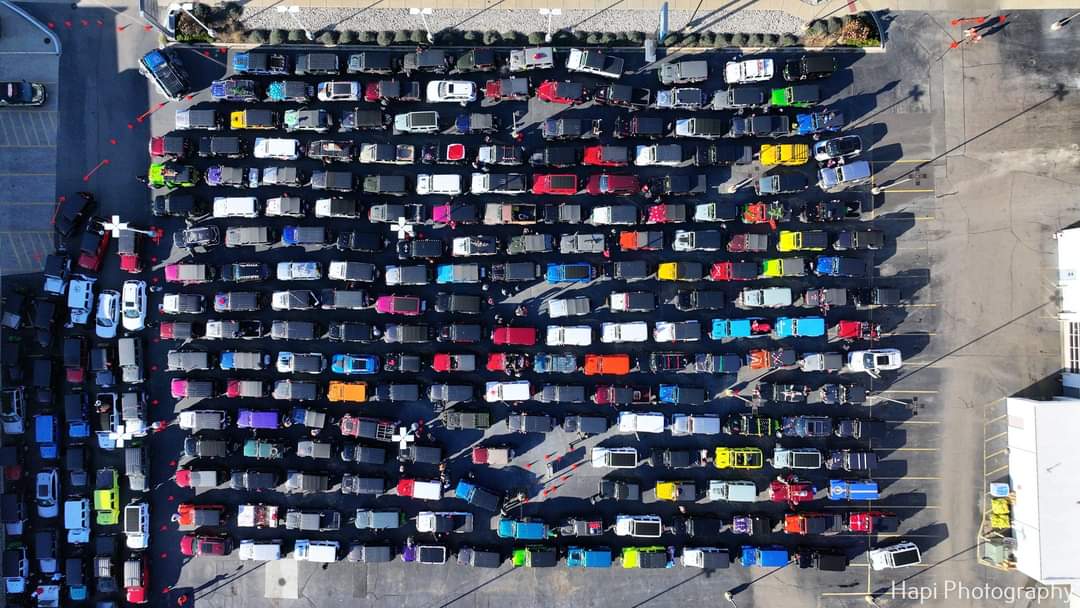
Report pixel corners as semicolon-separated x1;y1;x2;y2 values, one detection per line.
594;84;651;109
472;173;527;195
205;320;264;340
655;87;705;110
139;49;190;100
566;48;624;79
675;117;726;139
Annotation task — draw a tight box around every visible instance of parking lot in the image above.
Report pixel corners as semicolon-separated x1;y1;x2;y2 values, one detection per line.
12;5;1080;608
126;36;951;605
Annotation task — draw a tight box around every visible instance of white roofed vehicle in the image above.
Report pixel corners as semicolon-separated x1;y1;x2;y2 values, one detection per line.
618;412;665;434
671;414;720;436
425;80;477;104
416;511;474;533
591;447;639;468
566;48;624;79
601;321;649;344
546;325;592;346
253;138;300;160
725;58;775;84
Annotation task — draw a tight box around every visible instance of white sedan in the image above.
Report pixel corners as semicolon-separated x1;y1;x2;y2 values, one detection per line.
95;290;121;338
120;280;146;332
847;348;903;377
425;80;476;105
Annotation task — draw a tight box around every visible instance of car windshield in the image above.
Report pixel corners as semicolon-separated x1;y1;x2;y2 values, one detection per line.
863;353;877;368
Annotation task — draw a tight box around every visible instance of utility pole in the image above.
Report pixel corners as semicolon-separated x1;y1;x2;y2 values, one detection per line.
276;6;313;41
539;8;561;43
409;8;435;44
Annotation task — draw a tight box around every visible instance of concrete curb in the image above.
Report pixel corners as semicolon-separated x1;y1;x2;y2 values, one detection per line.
170;41;885;53
0;0;62;56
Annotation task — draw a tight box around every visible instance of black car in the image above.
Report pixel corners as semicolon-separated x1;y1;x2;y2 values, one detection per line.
327;322;378;343
800;200;861;223
529;147;580;168
727;115;790;138
221;262;268;283
397;239;443;260
403;49;449;74
834;229;884;251
437;324;482;344
384;353;422;373
452;49;496;73
336;231;384;252
230;469;279;491
55;192;96;237
674;289;725;311
711;87;767;109
435;293;481;314
0;81;46;106
270;320;318;341
783;55;838;81
347;52;395;75
613;116;665;139
174;226;220;249
649;352;690;373
152;193;205;219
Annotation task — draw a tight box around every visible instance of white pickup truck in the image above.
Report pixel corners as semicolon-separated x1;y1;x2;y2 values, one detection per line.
566;48;624;79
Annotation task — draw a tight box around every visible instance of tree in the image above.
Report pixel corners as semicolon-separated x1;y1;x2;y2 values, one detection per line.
662;32;680;46
746;33;764;47
317;31;337;45
394;29;411;43
730;33;748;47
681;33;698;47
337;30;357;44
528;31;546;44
628;31;646;43
483;30;501;45
377;30;394;46
247;29;268;43
410;29;427;44
827;16;844;34
287;29;307;43
714;32;731;47
269;28;287;45
697;32;715;47
780;33;799;47
808;20;828;36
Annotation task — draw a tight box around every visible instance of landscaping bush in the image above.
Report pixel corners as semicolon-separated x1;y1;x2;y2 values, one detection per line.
337;30;357;44
600;31;617;45
745;33;763;47
501;31;523;44
662;32;680;46
583;31;601;45
287;29;307;43
484;29;501;45
714;32;732;47
837;13;879;46
730;32;748;47
317;31;337;45
377;30;394;46
697;31;715;47
628;30;646;44
393;29;410;43
763;33;779;46
246;29;268;43
780;33;799;46
807;20;828;36
359;31;377;43
528;31;546;44
269;28;287;45
410;29;427;43
827;16;844;34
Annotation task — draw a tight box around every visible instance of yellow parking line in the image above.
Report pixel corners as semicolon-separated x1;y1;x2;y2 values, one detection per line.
985;431;1007;442
986;464;1010;477
984;449;1008;460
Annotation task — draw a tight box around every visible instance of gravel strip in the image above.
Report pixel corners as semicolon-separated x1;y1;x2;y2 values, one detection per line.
240;8;803;36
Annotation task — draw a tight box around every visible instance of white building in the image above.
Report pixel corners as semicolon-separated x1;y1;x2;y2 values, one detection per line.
1006;397;1080;585
1056;228;1080;396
